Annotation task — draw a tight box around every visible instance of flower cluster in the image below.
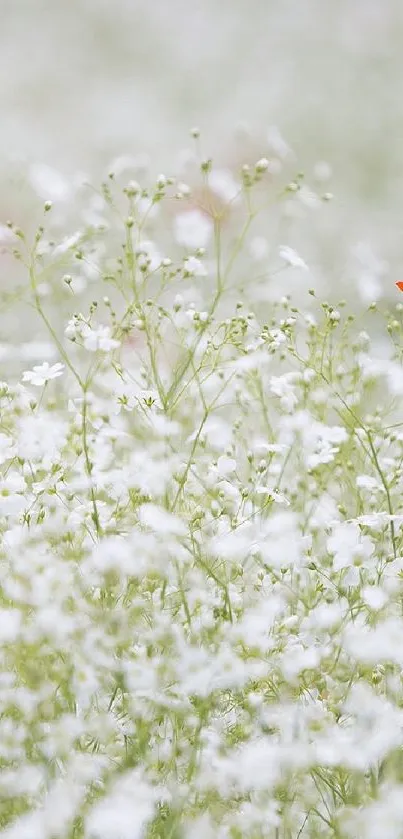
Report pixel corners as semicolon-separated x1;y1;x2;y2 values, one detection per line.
1;139;403;838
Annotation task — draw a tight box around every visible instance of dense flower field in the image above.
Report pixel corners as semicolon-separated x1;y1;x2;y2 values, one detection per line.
1;140;403;838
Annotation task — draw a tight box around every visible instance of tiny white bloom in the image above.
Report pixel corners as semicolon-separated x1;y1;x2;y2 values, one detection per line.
22;362;65;387
216;455;237;476
183;256;207;277
255;157;270;172
53;231;82;256
362;586;388;611
327;522;374;582
82;324;120;353
139;503;187;536
0;224;17;244
86;769;157;839
65;316;81;340
177;181;191;197
356;475;383;492
269;373;299;412
135;239;162;271
256;486;290;505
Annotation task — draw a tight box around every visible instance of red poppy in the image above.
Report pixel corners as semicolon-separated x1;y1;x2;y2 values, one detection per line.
396;282;403;291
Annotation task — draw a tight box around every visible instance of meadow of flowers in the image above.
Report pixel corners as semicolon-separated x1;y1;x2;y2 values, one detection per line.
1;135;403;839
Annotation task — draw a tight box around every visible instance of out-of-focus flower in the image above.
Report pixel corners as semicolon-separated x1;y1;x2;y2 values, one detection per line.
183;256;207;277
279;245;308;271
82;324;120;353
208;168;240;204
174;209;213;249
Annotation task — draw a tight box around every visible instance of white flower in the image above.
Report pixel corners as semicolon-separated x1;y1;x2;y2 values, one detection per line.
183;256;208;277
292;419;348;469
269;373;299;412
17;414;67;464
306;438;340;469
137;196;160;219
82;324;120;353
255;157;270;172
136;239;162;272
0;608;22;643
216;455;237;477
53;231;82;256
176;182;191;199
356;475;383;492
362;586;388;611
327;521;374;584
0;492;27;517
0;224;17;244
256;487;290;505
138;503;187;537
279;245;308;271
268;328;287;349
65;316;120;351
65;316;81;340
22;362;65;387
86;770;157;839
174;209;213;249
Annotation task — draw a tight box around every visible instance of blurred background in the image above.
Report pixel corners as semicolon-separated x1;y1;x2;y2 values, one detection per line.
1;0;403;302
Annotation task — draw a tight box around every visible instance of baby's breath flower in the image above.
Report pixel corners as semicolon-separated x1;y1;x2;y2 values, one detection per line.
82;324;120;352
269;373;299;412
255;157;269;172
135;239;162;271
22;361;65;386
0;223;17;243
176;181;191;197
53;231;82;256
256;486;290;505
183;255;207;277
4;134;403;839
